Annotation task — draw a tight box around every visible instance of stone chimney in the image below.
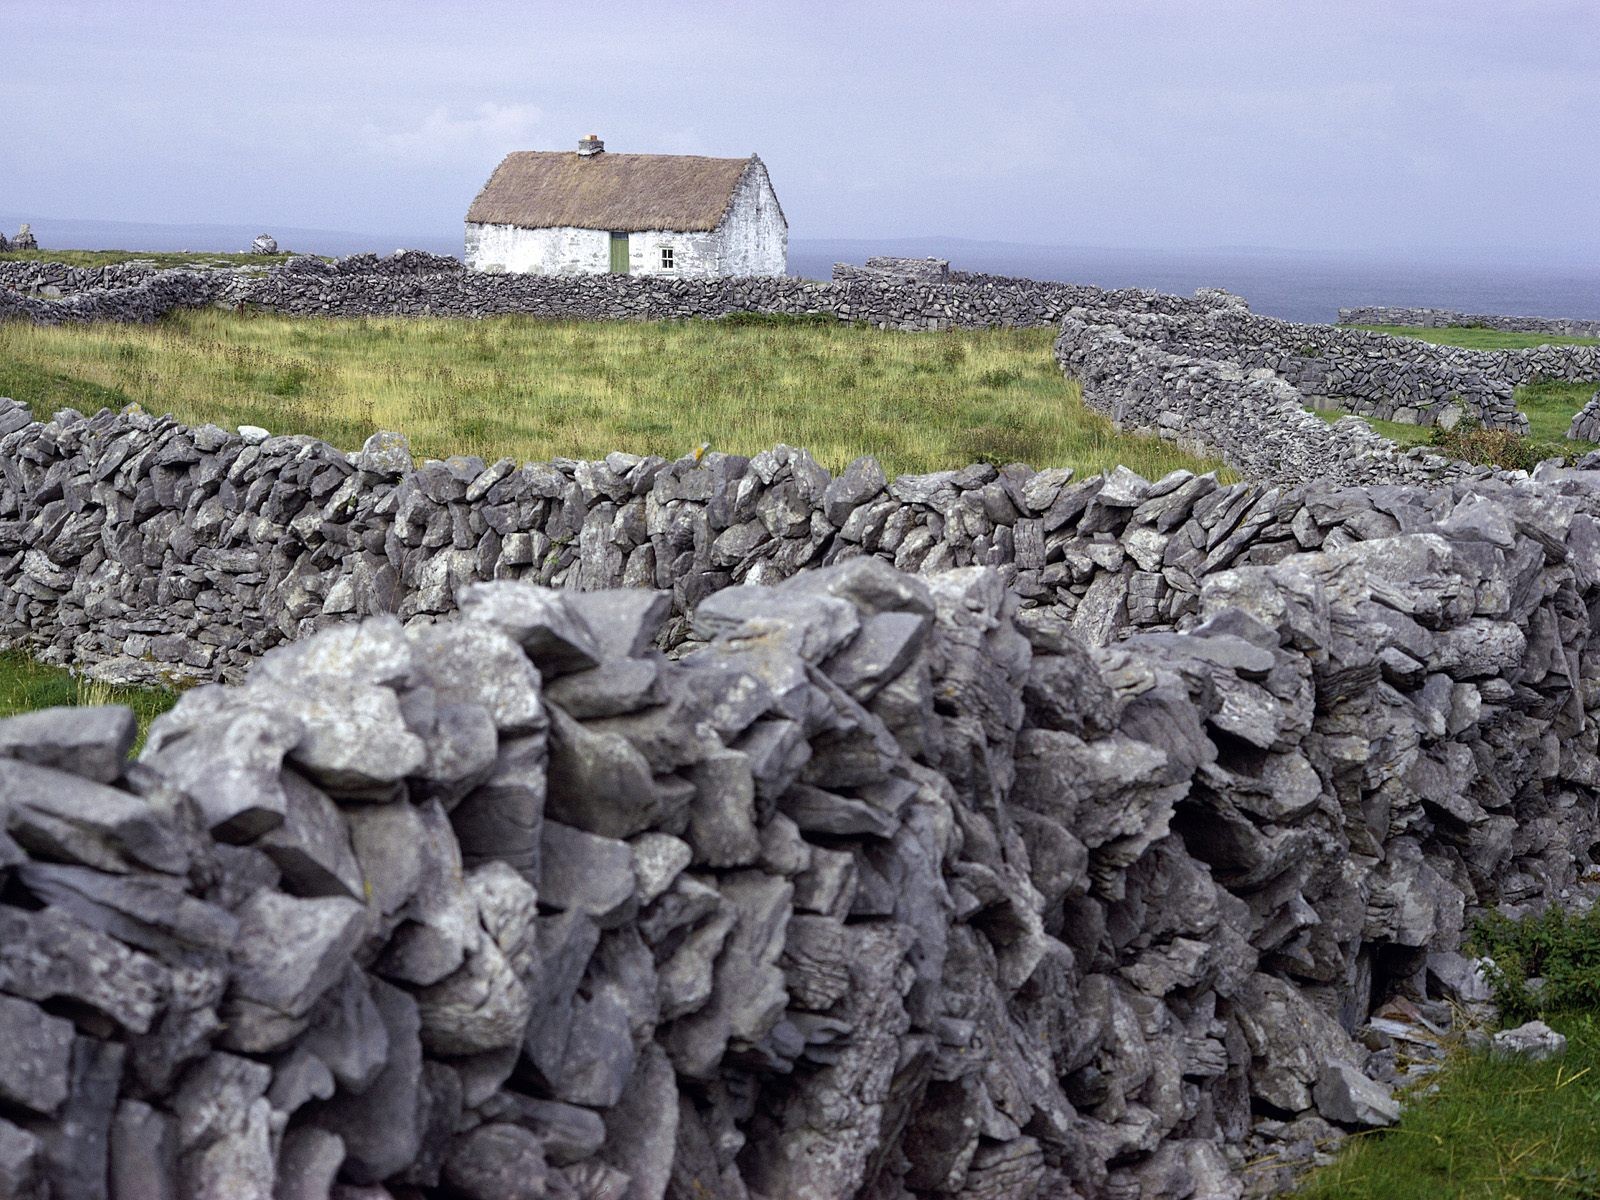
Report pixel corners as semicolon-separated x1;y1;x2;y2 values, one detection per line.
578;134;604;157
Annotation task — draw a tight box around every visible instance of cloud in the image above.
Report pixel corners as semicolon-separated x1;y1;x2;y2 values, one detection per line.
367;102;544;164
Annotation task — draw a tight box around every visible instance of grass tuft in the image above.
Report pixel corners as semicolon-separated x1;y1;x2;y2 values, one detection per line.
0;649;175;753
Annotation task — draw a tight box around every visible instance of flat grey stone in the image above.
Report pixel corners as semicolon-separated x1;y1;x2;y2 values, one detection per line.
685;749;761;867
442;1124;548;1200
226;890;367;1035
310;979;426;1184
140;699;302;841
564;587;673;660
599;1042;678;1199
820;611;929;701
264;680;424;794
450;732;545;881
407;622;546;734
1;758;189;873
17;861;239;957
251;617;414;690
543;707;662;838
257;771;364;900
0;1118;42;1200
0;994;73;1116
475;1094;605;1166
544;657;662;719
459;581;602;675
0;905;167;1035
415;862;539;1055
355;429;412;475
0;705;135;783
298;967;390;1092
1313;1061;1400;1128
274;1127;345;1200
39;1037;124;1200
1492;1020;1567;1062
540;820;637;923
110;1101;177;1200
631;832;692;905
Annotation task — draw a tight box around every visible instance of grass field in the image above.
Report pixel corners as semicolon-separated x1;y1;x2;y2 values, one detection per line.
0;248;293;269
1356;325;1600;350
0;650;175;751
0;309;1229;479
1294;1012;1600;1199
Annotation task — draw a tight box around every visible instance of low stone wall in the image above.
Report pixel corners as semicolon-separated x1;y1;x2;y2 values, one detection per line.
0;254;1229;333
1340;304;1600;339
1068;306;1600;433
2;520;1598;1198
1052;310;1476;487
0;270;235;326
1569;387;1600;441
0;396;1525;690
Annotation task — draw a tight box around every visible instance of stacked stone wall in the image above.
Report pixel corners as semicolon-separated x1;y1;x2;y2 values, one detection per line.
0;399;1510;689
1067;306;1600;433
1340;304;1600;339
1051;311;1477;487
0;254;1232;333
0;516;1598;1197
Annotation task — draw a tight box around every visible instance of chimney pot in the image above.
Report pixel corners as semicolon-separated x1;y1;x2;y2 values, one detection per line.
578;134;604;157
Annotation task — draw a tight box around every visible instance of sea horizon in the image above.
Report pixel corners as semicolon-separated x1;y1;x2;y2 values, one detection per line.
5;213;1595;327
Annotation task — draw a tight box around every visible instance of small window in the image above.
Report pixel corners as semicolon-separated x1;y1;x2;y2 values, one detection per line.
660;246;675;269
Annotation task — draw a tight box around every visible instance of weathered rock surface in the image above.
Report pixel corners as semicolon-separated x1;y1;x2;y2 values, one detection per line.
0;486;1597;1197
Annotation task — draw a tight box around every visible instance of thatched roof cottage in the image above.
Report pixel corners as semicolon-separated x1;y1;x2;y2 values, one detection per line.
464;135;787;277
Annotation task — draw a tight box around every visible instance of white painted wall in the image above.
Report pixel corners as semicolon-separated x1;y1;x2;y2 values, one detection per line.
717;160;787;277
463;224;610;275
464;158;789;277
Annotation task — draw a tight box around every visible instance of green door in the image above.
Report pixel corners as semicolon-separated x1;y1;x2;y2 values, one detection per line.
609;232;630;274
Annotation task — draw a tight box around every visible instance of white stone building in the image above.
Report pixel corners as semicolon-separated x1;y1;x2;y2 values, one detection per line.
464;136;787;277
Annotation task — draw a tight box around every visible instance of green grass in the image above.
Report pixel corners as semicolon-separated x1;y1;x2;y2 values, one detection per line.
1356;325;1600;350
0;248;294;269
0;650;175;752
0;309;1230;480
1308;375;1600;461
1518;379;1598;445
1294;1010;1600;1200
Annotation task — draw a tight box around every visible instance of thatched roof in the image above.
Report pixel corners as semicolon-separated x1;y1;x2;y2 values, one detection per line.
466;151;763;233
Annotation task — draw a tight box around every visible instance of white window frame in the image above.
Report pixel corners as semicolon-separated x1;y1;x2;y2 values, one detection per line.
660;245;675;270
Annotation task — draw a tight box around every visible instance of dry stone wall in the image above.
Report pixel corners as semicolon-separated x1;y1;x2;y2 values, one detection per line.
1066;305;1600;432
0;397;1525;690
1569;388;1600;441
1052;311;1478;488
0;254;1226;333
1340;305;1600;339
1;515;1598;1199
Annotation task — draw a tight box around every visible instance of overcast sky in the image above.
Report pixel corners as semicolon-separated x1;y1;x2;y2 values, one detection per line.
5;1;1596;262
